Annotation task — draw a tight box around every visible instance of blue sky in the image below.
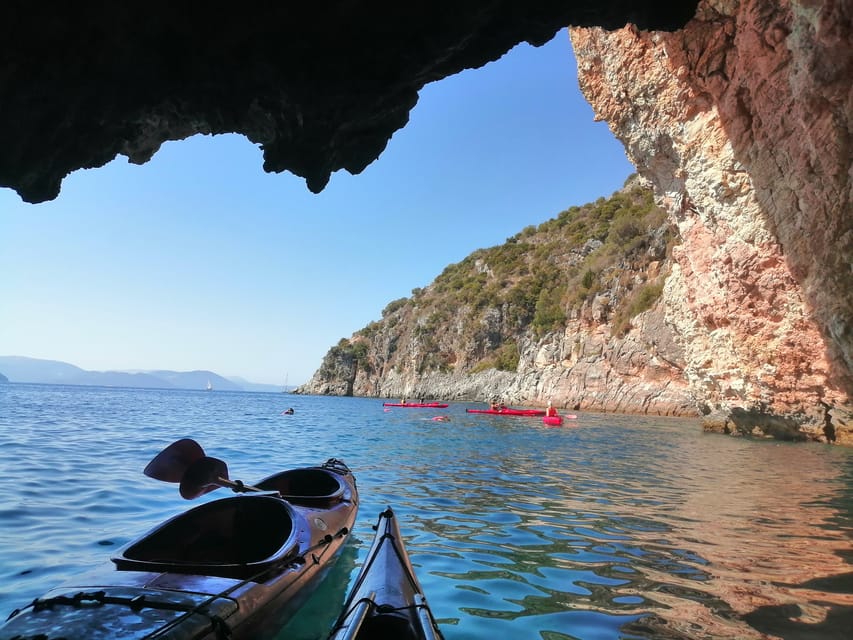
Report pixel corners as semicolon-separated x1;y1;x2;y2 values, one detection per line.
0;32;634;386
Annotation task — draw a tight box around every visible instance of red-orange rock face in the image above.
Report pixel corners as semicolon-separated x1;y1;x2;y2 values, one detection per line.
571;0;852;443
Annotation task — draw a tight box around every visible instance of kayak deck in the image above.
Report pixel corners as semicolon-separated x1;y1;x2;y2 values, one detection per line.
466;408;546;416
383;402;449;408
328;507;444;640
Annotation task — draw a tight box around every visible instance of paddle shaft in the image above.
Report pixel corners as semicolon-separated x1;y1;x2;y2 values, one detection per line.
212;476;324;502
215;476;265;493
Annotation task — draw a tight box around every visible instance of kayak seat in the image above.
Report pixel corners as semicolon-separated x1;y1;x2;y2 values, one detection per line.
255;468;343;507
113;496;299;580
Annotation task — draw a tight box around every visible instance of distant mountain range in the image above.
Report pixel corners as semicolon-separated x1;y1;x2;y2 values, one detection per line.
0;356;283;393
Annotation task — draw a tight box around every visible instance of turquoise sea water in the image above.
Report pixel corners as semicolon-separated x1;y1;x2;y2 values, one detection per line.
1;383;851;639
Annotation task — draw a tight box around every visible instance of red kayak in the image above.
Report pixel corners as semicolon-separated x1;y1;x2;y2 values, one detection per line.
542;415;563;426
383;402;449;408
466;408;546;416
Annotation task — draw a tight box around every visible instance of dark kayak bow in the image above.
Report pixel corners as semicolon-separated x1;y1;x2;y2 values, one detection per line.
328;507;444;640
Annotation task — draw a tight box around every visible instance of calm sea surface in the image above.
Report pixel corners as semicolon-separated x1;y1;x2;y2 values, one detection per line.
1;383;851;639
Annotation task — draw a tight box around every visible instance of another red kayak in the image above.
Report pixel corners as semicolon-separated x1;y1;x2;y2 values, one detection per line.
466;408;546;416
383;402;449;408
543;414;579;426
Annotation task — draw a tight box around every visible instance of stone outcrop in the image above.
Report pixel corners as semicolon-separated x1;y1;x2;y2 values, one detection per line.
570;0;851;442
299;180;697;418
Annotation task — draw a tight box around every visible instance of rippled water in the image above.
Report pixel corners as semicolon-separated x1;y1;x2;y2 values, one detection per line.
1;384;851;639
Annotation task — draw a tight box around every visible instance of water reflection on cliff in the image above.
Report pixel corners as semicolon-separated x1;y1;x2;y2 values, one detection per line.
410;413;853;639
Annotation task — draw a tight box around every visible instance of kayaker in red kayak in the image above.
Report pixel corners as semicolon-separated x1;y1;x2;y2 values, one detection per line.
546;403;558;418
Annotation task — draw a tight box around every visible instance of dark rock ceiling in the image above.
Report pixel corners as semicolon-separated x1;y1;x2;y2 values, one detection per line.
1;1;698;204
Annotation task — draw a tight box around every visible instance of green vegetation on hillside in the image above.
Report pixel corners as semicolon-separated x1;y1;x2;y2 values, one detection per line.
348;177;676;374
327;337;372;373
425;179;671;330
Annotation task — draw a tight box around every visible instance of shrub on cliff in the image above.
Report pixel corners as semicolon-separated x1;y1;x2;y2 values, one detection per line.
611;281;665;336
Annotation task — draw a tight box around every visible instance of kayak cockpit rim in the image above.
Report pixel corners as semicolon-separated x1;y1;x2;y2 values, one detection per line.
256;460;351;508
113;494;302;580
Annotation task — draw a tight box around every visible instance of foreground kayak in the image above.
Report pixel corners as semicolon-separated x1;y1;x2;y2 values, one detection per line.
383;402;449;408
466;408;546;416
0;442;358;640
328;508;444;640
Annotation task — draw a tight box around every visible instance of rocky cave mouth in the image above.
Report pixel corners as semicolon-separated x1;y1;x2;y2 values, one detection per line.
0;2;698;204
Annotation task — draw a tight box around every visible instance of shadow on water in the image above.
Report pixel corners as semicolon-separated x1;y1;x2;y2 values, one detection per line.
271;539;358;640
743;603;853;640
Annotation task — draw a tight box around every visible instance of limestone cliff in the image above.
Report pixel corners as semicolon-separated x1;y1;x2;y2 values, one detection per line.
299;179;697;418
301;0;852;445
570;0;851;443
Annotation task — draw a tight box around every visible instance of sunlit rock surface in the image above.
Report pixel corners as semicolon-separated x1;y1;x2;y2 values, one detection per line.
299;178;697;418
571;0;852;443
303;0;853;445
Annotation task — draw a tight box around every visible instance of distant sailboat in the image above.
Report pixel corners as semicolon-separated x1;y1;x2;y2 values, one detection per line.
281;373;289;393
206;380;213;391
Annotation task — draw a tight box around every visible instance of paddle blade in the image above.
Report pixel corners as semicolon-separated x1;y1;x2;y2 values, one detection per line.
180;456;229;499
144;438;206;483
